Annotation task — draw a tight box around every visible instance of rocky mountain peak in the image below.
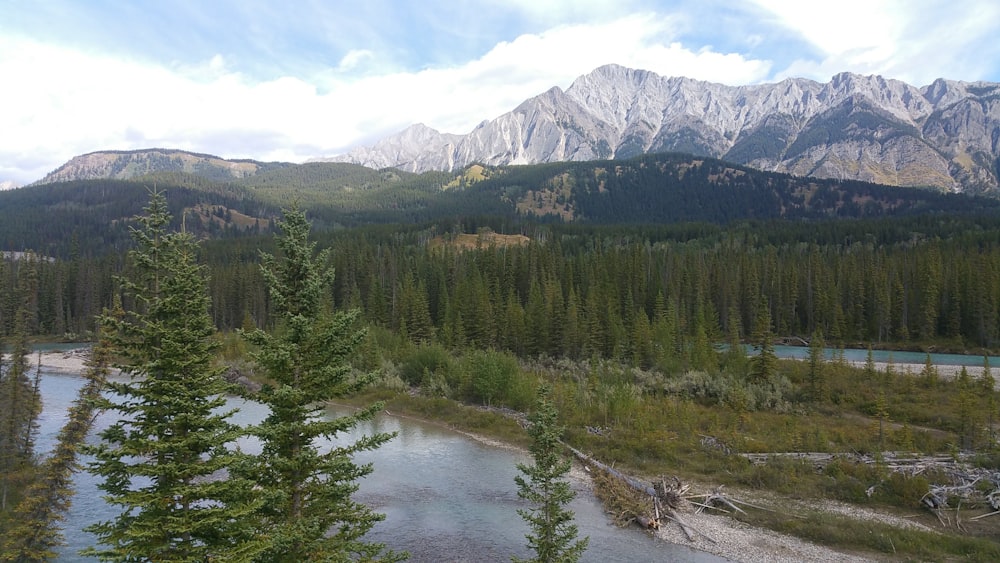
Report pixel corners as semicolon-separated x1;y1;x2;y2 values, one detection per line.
329;65;1000;194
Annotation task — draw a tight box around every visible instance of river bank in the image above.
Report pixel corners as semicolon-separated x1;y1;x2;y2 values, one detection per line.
28;348;927;562
32;348;95;373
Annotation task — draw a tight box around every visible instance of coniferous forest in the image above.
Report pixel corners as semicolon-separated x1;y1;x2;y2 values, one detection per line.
3;213;1000;355
2;153;1000;560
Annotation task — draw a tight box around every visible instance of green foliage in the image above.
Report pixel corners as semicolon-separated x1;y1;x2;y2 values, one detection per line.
807;331;827;401
982;357;997;448
513;385;588;563
400;343;453;387
0;178;274;260
84;190;261;561
465;349;513;406
0;303;41;514
662;370;792;413
239;207;401;562
0;256;46;521
7;208;1000;360
1;321;112;561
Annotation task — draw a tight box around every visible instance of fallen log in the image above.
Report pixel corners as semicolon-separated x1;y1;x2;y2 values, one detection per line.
566;444;660;500
969;510;1000;521
568;444;695;537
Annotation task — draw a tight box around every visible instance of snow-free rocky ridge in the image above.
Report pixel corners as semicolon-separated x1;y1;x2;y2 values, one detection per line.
327;65;1000;194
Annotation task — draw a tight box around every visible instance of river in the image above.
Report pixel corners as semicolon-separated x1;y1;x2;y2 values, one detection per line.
33;368;723;562
769;344;1000;367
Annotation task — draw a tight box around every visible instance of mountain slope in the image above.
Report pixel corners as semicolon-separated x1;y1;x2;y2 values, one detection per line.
449;154;999;225
329;65;1000;195
0;176;276;258
7;152;999;258
35;148;293;184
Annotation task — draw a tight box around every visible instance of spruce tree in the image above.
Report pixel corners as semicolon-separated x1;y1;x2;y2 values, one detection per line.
807;331;826;401
0;303;42;513
749;298;777;384
83;191;261;562
1;318;113;562
239;207;400;562
983;357;996;448
514;384;588;563
955;366;977;450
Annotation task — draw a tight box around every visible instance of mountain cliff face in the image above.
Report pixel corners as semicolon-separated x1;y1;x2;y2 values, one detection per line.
36;149;290;184
328;65;1000;194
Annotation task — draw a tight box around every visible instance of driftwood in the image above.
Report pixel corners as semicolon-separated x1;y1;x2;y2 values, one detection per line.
567;445;716;543
693;486;746;516
969;510;1000;521
740;448;1000;521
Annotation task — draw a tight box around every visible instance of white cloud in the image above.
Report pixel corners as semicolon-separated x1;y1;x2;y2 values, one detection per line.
755;0;1000;84
0;14;771;184
337;49;374;72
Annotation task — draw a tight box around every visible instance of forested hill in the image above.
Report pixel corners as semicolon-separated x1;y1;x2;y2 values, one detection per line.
0;176;276;258
446;153;1000;224
2;151;999;257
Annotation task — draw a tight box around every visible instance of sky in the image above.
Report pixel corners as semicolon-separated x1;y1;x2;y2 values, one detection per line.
2;0;1000;185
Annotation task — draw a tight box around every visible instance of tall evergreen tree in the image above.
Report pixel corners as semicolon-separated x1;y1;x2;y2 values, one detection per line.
1;317;113;562
807;331;827;402
240;207;400;562
981;356;996;449
0;300;42;513
749;298;777;384
955;366;977;450
83;191;261;562
513;384;588;563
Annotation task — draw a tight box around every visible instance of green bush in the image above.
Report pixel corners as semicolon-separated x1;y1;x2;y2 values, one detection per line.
400;343;453;387
504;370;538;412
462;349;520;406
876;472;930;507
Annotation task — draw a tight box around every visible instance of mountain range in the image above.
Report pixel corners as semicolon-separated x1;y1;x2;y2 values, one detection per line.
28;65;1000;198
324;64;1000;195
9;149;998;260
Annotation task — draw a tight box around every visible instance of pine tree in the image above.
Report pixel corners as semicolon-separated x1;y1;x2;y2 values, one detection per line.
1;316;113;561
0;301;42;513
83;190;261;562
955;366;977;450
721;305;748;377
514;384;588;563
749;298;777;384
239;207;400;562
873;390;889;451
919;353;938;388
807;331;827;402
983;356;996;449
864;345;876;381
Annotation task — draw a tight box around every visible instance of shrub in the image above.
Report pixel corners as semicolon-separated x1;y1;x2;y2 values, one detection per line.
463;349;521;406
400;342;453;387
876;472;930;507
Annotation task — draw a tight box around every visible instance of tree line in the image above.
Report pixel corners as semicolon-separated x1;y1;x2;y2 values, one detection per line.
4;215;1000;363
